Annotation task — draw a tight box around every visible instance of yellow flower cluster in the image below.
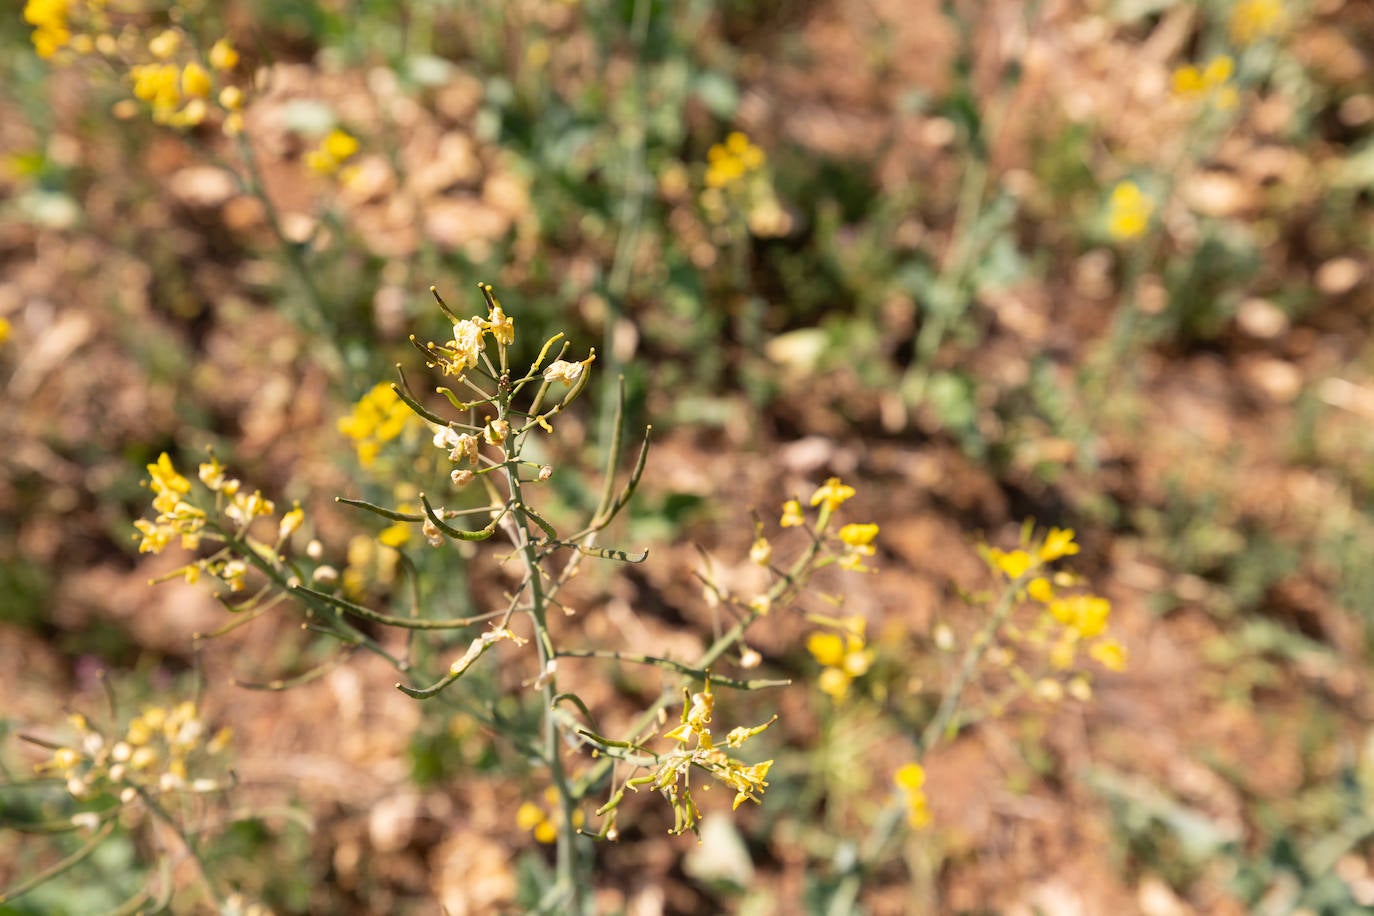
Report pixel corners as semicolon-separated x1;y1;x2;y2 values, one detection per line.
894;762;931;829
516;787;585;844
127;32;242;131
35;702;232;803
699;131;791;237
1229;0;1284;46
705;131;766;190
806;616;873;700
1106;181;1154;241
305;128;360;177
23;2;246;133
802;477;880;572
337;382;416;467
134;452;296;591
810;476;855;513
23;0;74;59
626;680;775;836
986;527;1128;676
134;452;206;555
1172;55;1238;110
837;522;879;572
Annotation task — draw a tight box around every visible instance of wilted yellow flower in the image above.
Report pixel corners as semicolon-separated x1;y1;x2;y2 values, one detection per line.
483;418;509;446
543;354;596;386
482;304;514;346
426;318;482;377
749;537;772;566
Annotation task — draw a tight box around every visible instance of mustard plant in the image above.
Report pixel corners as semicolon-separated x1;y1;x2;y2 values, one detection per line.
97;282;896;910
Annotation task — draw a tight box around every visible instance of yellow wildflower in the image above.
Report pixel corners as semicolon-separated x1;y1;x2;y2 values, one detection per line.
990;548;1032;580
378;522;410;548
779;499;804;528
218;86;243;111
838;523;878;549
24;0;71;59
180;62;212;99
630;680;776;833
1106;181;1153;241
894;763;931;829
147;452;191;497
1171;56;1238;110
338;382;415;467
705;132;765;189
147;29;181;60
517;801;556;844
837;522;879;571
130;63;181;111
1229;0;1284;46
305;129;360;176
807;632;845;668
808;627;873;699
1039;527;1079;562
810;477;855;512
1090;638;1128;671
0;316;10;344
209;38;239;71
1048;594;1112;639
1027;577;1055;603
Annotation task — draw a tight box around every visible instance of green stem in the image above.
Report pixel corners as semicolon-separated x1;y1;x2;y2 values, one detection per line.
502;391;585;914
136;787;224;910
556;649;789;690
919;573;1026;754
0;820;115;904
233;133;344;380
